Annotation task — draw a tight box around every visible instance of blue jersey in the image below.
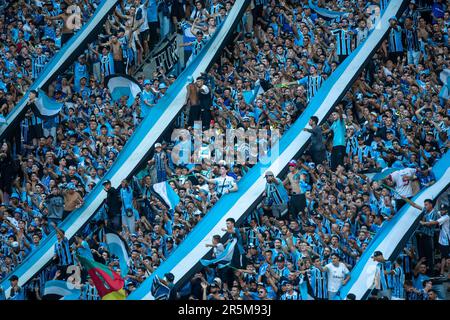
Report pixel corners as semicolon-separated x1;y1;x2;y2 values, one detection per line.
265;178;289;205
375;260;392;290
54;237;73;266
280;290;302;300
388;26;403;53
81;284;100;300
309;266;328;299
392;266;405;298
331;29;354;56
404;28;420;51
32;54;48;79
100;52;114;77
297;74;324;101
73;61;89;92
331;119;346;147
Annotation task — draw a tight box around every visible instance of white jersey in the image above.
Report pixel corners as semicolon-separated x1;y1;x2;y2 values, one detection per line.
214;176;236;195
437;215;450;246
136;4;149;32
390;168;417;198
325;262;349;293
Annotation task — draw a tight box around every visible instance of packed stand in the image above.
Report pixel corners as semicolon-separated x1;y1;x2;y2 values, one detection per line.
0;0;235;298
1;0;449;300
0;0;102;117
170;1;450;300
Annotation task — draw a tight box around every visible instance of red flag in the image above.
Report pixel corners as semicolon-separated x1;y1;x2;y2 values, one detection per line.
78;255;126;300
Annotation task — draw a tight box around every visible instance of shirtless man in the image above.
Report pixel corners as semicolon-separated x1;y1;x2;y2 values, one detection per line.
283;160;306;218
102;34;125;74
45;2;80;46
63;183;83;219
185;76;200;127
283;160;301;195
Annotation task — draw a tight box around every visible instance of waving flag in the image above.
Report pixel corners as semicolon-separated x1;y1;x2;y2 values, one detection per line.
200;238;241;269
43;280;81;299
106;74;142;107
151;275;171;300
77;255;126;300
439;69;450;100
105;230;130;277
308;0;349;19
151;181;180;210
30;89;64;119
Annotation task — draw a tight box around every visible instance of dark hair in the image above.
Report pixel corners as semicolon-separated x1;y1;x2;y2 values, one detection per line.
330;253;340;260
310;116;319;125
346;293;356;300
226;218;235;224
424;199;433;206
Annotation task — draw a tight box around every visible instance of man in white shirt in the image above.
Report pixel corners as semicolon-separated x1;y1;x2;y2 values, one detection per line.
388;167;417;210
323;253;350;300
196;164;238;197
133;0;150;55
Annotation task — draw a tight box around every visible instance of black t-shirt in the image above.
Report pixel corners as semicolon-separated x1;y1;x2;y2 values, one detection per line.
106;187;122;216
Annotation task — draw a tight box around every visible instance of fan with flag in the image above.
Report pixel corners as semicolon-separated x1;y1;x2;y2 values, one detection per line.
200;238;246;270
105;74;142;107
77;255;126;300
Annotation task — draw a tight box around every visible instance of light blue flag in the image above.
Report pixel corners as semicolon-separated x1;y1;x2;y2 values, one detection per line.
151;181;180;210
44;280;81;298
105;231;130;278
106;74;142;107
31;89;64;119
200;239;237;269
308;0;349;19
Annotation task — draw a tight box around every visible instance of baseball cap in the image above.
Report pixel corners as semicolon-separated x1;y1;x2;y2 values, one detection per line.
102;179;111;185
288;160;297;167
66;183;77;190
158;82;167;90
439;204;449;211
154;143;162;148
372;251;383;258
242;116;250;122
276;255;285;262
143;79;151;85
265;171;274;177
164;273;175;282
10;193;19;199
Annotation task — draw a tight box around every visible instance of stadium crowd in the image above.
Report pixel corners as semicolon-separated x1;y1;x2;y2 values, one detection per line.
0;0;449;301
0;0;235;298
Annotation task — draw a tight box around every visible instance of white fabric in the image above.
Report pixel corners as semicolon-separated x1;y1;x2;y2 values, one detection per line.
437;214;450;246
325;262;349;292
390;168;416;198
214;176;236;194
